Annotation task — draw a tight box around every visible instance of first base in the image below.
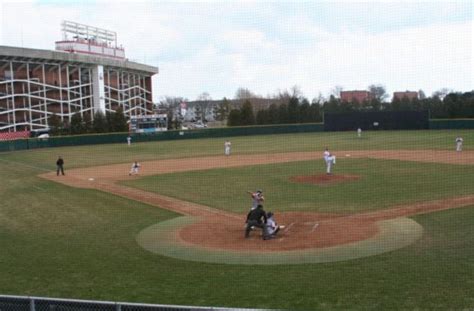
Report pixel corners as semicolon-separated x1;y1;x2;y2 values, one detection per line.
88;178;95;181
345;154;351;157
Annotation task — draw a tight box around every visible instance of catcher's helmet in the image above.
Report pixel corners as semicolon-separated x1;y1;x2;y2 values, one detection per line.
267;212;273;218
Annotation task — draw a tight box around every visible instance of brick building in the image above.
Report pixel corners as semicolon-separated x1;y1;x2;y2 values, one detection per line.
340;90;373;103
393;91;418;101
0;21;158;134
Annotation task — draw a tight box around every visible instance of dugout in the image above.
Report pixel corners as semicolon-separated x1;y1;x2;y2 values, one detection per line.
323;111;429;131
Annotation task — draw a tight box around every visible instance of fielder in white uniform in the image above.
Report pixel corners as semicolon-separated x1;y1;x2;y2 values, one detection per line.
127;136;132;147
224;140;231;156
129;161;140;175
357;128;362;138
323;148;336;175
456;137;464;152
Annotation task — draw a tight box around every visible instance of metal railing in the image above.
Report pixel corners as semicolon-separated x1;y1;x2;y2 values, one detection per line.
0;295;281;311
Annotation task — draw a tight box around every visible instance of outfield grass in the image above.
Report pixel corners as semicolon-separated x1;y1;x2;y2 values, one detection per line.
1;130;474;310
1;129;472;170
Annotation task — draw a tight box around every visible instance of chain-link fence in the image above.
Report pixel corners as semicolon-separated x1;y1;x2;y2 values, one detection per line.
0;295;281;311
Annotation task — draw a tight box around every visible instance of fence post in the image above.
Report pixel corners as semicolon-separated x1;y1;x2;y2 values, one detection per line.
29;297;35;311
116;302;121;311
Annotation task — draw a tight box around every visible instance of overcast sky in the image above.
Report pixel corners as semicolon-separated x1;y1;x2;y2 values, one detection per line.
0;0;472;102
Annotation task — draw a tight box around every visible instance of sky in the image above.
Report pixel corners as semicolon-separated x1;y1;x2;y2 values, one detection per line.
0;0;472;102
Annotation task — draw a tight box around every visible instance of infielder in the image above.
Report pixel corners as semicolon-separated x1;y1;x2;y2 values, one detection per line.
456;136;464;152
323;147;336;175
357;127;362;138
129;161;140;176
247;190;265;210
224;140;231;156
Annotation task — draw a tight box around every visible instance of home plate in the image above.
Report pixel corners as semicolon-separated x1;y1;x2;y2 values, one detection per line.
88;178;95;181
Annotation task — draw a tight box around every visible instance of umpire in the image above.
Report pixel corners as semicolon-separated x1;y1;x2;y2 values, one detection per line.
56;156;65;176
245;204;270;240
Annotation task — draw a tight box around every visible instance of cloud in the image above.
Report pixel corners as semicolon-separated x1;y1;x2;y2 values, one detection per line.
1;1;472;101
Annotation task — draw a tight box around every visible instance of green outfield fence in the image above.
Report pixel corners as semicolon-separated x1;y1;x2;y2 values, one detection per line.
1;119;473;153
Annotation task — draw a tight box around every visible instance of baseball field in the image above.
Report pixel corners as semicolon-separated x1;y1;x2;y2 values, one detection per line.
1;129;474;310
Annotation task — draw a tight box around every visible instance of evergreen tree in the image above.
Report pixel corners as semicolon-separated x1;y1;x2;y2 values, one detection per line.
227;109;241;126
48;113;62;136
112;107;128;132
92;111;108;133
70;113;85;135
239;100;255;125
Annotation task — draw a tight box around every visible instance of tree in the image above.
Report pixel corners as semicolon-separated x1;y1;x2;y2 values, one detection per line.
112;107;128;132
418;89;426;100
330;85;343;98
239;100;255;125
368;84;388;103
70;113;85;135
48;113;62;136
213;97;231;122
92;111;108;133
267;103;279;124
287;96;299;123
234;88;257;100
195;92;212;121
227;109;241;126
432;88;452;101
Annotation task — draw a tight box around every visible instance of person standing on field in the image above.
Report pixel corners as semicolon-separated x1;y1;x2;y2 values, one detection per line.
456;136;464;152
127;136;132;147
56;156;65;176
357;127;362;138
323;147;336;175
224;140;231;156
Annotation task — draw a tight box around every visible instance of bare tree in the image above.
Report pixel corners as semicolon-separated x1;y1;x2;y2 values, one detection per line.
195;92;213;121
330;85;343;98
432;88;453;100
234;87;257;100
368;84;388;102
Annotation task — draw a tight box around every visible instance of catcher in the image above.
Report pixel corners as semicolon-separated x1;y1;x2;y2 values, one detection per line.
265;212;284;238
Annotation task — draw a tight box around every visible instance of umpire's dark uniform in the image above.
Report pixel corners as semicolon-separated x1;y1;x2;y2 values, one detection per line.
245;205;270;239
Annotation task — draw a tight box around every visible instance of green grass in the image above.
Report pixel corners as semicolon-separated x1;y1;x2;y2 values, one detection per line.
1;129;474;310
1;129;472;170
123;158;474;213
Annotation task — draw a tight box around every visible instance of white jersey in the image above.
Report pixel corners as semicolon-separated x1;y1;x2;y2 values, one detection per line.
323;150;330;161
224;141;231;155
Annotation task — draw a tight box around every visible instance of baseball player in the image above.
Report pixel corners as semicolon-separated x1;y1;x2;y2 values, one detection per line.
357;127;362;138
129;161;140;176
323;147;336;175
127;136;132;147
224;140;231;156
265;212;283;238
247;189;265;210
56;156;65;176
456;136;464;152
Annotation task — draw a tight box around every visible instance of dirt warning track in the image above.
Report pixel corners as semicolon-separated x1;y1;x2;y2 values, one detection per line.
40;150;474;264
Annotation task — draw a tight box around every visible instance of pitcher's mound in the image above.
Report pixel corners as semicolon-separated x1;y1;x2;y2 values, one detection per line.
290;174;360;185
